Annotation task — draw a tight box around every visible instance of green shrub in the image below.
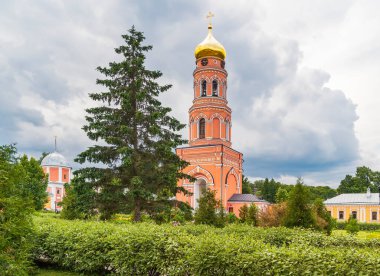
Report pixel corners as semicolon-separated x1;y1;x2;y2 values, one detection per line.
170;207;186;223
194;189;218;226
247;204;259;226
239;205;249;223
239;204;258;226
346;216;360;235
336;221;380;231
226;212;238;224
33;215;380;275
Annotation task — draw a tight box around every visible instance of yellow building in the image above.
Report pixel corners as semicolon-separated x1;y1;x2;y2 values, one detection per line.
324;188;380;223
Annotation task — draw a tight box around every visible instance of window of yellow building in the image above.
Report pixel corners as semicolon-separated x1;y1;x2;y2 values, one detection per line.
372;211;377;221
339;211;344;220
351;211;357;219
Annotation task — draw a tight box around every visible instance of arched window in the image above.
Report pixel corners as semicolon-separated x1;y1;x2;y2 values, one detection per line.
212;80;218;96
201;80;207;97
199;118;205;139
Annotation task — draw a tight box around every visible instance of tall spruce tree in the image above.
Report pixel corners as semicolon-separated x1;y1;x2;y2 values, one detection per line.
75;27;189;221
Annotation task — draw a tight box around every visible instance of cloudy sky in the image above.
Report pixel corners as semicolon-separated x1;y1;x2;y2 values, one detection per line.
1;0;379;187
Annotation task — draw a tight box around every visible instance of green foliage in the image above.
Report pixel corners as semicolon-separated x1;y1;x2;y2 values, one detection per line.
308;185;337;201
259;202;287;227
194;189;218;226
18;155;48;210
226;212;238;224
0;145;35;275
346;216;360;235
60;177;97;220
242;175;253;194
337;166;380;194
238;205;249;222
275;187;288;203
336;222;380;231
283;179;315;228
313;198;334;235
253;178;336;203
254;178;280;203
239;204;258;226
38;152;50;164
247;204;259;226
170;207;186;223
177;201;193;221
215;202;226;228
33;215;380;275
74;26;190;221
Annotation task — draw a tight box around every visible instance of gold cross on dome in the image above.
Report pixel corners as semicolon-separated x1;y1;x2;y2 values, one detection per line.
206;11;214;26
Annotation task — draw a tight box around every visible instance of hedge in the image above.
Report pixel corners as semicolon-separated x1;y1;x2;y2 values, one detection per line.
33;216;380;275
336;221;380;231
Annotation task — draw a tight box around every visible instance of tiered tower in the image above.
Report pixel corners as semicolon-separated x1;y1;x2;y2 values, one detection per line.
176;14;244;211
41;151;71;211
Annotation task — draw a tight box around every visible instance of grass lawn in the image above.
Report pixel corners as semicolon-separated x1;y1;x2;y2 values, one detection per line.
333;229;380;239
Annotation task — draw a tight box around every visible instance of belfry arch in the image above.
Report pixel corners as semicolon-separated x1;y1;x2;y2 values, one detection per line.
187;165;214;184
225;167;240;191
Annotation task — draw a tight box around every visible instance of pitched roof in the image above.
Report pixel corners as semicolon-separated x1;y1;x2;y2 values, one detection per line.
324;193;380;205
228;193;268;203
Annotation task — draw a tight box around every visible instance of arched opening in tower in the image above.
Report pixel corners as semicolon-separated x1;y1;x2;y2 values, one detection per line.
194;178;207;209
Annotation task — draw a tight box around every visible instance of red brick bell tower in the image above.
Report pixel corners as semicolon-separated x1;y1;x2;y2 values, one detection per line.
176;14;244;212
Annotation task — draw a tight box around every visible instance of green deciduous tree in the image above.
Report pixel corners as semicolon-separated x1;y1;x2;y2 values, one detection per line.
0;145;34;275
38;152;50;164
337;166;380;194
275;187;288;203
18;155;48;210
74;26;190;221
60;176;97;220
283;178;315;228
308;185;337;201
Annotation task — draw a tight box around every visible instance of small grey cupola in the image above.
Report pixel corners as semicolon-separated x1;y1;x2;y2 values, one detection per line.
366;187;371;198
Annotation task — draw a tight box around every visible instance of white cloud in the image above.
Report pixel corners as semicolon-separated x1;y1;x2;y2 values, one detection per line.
1;0;379;187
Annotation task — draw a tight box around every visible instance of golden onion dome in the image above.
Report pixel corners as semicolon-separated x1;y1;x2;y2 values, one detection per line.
194;24;226;60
